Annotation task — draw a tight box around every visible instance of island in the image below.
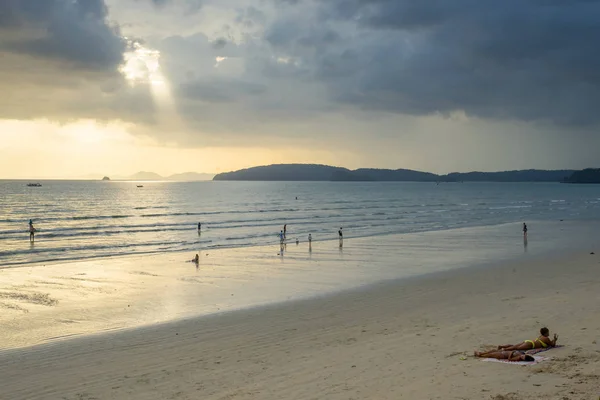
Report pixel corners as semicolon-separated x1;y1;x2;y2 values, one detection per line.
564;168;600;184
102;176;111;181
212;164;577;182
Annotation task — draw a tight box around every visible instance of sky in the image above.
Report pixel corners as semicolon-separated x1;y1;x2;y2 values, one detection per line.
1;0;599;178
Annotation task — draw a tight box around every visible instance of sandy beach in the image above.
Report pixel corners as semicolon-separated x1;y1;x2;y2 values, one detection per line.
1;221;596;350
1;237;599;399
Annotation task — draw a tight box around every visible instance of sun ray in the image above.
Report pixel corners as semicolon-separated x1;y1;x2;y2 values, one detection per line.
119;40;182;132
120;40;164;87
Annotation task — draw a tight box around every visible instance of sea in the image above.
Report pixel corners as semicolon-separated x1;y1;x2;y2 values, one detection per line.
1;180;600;267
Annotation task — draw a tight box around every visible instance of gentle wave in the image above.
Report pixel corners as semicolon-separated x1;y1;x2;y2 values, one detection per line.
2;181;600;266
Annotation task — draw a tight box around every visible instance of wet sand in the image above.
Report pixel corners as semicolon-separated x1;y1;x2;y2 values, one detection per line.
1;221;595;350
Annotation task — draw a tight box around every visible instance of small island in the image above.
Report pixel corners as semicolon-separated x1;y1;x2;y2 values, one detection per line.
102;176;111;181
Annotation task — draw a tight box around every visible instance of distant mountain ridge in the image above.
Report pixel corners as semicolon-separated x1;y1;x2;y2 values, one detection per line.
564;168;600;183
128;171;164;181
213;164;578;182
108;172;215;181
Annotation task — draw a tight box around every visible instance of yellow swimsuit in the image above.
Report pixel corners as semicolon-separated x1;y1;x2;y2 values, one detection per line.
524;338;548;349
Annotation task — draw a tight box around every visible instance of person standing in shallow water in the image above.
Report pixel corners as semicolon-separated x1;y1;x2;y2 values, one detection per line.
197;222;201;232
338;227;343;240
523;222;528;238
283;224;287;239
28;219;36;242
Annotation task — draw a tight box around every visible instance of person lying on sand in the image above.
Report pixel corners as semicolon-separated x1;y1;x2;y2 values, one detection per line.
496;327;558;351
474;350;535;362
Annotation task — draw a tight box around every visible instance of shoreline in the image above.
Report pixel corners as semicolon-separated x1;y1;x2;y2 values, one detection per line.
1;249;598;399
1;220;599;351
1;218;596;270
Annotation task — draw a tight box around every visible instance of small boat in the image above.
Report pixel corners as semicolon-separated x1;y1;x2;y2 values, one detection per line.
137;185;144;188
27;183;42;187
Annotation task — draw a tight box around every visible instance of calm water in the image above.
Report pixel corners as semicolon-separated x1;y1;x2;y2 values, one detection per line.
1;181;599;266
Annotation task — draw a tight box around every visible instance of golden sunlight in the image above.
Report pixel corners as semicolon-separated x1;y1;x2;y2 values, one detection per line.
0;119;348;179
120;41;164;87
119;39;179;130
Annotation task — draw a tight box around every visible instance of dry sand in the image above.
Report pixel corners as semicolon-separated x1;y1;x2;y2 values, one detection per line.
1;250;599;399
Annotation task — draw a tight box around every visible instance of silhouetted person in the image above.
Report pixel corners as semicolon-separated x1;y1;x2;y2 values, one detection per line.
523;222;528;238
198;222;201;232
283;224;287;239
29;219;36;242
338;227;343;239
308;233;312;244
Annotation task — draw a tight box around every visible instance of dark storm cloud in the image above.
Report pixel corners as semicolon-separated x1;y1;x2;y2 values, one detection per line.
276;0;600;126
211;37;228;49
3;0;599;154
264;12;340;49
0;0;183;125
178;79;267;103
144;0;204;13
235;6;267;28
0;0;125;69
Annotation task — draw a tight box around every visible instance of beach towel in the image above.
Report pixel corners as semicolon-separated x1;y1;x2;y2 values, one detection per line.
481;355;547;365
525;344;564;355
480;345;563;365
